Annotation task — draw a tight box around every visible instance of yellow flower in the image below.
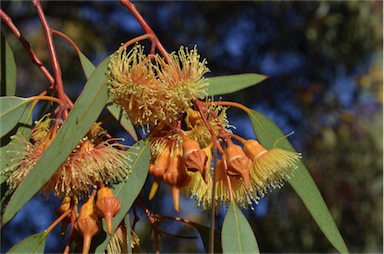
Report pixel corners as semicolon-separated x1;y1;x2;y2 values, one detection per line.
243;139;301;198
157;46;209;110
3;121;131;199
106;224;140;253
108;44;209;131
42;136;131;198
182;159;254;211
108;44;171;129
184;105;231;148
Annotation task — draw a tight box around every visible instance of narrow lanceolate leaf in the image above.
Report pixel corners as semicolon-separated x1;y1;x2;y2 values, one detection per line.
247;109;349;254
206;73;267;96
106;102;138;141
78;50;138;140
1;57;110;225
1;33;17;96
7;232;47;254
0;97;30;138
222;202;260;253
94;139;150;254
0;101;33;181
78;50;96;79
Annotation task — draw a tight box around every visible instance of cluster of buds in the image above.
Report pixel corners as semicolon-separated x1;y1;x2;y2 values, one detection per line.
107;44;209;131
2;115;132;199
56;187;123;254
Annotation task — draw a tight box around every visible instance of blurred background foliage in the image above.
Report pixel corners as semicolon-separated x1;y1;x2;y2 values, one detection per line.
1;1;382;253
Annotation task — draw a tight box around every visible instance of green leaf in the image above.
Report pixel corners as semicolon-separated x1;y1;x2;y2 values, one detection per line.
1;100;33;182
106;102;138;141
77;50;138;140
78;50;97;79
222;202;260;253
7;232;47;254
94;139;150;254
0;97;30;138
1;33;17;96
206;73;267;96
1;56;110;225
247;109;349;253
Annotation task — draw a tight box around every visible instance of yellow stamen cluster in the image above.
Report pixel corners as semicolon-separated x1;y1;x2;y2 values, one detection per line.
107;44;209;131
2;116;132;199
182;138;301;210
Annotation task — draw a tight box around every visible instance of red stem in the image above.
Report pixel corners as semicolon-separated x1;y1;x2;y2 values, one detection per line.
32;0;66;104
119;0;171;63
0;9;55;86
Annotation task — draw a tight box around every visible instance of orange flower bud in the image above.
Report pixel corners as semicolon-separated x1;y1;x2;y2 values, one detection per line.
243;139;267;160
201;144;213;183
56;196;77;238
163;153;191;212
183;138;207;174
94;187;121;236
75;195;101;254
148;145;171;200
225;141;251;190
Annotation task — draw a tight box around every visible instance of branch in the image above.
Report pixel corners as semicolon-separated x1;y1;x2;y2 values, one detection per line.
32;0;65;102
0;9;55;86
119;0;171;63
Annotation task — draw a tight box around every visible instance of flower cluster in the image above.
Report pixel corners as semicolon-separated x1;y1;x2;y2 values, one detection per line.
107;44;209;131
3;115;132;199
147;105;301;211
107;43;302;213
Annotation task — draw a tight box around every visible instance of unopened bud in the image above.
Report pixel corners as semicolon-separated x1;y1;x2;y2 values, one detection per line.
74;195;101;254
94;187;121;236
183;138;207;174
225;141;251;190
243;139;267;160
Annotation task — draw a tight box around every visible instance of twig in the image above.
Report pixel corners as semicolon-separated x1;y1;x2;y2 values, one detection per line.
119;0;171;63
32;0;65;103
0;9;55;86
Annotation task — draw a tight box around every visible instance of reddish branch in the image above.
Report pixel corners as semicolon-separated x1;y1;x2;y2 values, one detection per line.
32;0;65;103
119;0;171;63
0;9;55;86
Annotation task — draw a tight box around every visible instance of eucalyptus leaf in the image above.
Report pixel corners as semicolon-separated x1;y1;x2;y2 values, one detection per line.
207;73;267;96
1;33;17;96
77;50;137;140
0;97;30;138
78;50;96;79
7;232;47;254
247;109;349;253
94;139;150;254
222;202;260;253
1;56;110;225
